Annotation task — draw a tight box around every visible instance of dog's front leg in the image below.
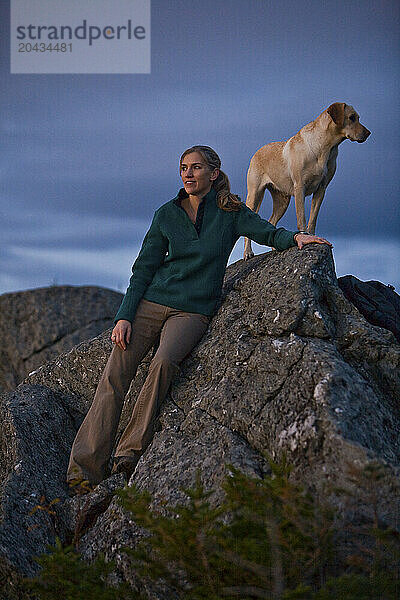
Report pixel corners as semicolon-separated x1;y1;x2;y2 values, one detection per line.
308;186;327;234
294;184;307;231
307;149;337;233
243;237;254;261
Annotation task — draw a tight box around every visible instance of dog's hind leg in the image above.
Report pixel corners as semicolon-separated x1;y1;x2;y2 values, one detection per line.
244;173;266;260
268;187;291;227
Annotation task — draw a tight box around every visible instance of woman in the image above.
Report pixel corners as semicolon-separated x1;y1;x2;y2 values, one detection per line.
67;145;331;489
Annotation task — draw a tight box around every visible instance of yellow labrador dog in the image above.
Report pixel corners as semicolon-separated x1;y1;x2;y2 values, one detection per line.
243;102;370;260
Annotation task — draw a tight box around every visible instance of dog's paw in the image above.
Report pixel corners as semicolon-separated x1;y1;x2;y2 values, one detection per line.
243;250;254;261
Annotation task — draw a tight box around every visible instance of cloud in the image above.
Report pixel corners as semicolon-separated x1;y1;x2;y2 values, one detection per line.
2;209;149;249
1;234;399;297
2;244;140;294
331;237;400;287
0;210;150;293
9;245;139;278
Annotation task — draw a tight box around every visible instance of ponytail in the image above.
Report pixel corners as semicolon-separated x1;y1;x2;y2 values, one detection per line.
213;169;242;211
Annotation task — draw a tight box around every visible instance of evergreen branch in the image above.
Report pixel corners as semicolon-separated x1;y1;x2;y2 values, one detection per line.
221;584;271;598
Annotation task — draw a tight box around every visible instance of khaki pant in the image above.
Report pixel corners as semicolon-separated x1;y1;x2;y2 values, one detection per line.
67;299;210;485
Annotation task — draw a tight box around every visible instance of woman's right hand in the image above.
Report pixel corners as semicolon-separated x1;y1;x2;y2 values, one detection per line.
111;319;132;351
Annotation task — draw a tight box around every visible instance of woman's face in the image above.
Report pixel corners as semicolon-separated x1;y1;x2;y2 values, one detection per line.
180;152;219;198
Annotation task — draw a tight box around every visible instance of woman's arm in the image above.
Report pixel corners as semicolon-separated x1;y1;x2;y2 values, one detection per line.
113;210;168;325
235;203;297;251
236;204;332;250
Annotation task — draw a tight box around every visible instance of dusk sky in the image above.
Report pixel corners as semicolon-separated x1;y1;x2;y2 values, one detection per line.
1;0;399;297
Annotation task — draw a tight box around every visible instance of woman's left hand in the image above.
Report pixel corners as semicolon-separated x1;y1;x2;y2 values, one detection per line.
294;233;332;249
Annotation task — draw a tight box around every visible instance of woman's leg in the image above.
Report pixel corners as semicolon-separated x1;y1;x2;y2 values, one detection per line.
66;300;166;486
115;307;210;458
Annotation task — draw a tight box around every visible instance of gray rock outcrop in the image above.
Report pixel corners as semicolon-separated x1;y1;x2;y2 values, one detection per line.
0;246;398;592
0;285;123;393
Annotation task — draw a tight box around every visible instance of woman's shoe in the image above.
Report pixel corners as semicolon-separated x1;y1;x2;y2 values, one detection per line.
111;454;140;481
67;477;94;497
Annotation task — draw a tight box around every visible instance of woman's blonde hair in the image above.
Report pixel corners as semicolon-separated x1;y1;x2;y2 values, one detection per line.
179;145;242;211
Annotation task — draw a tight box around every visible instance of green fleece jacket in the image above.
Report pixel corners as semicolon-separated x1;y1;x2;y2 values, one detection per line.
114;188;297;323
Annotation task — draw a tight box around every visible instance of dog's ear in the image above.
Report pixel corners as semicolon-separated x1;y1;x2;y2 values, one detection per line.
327;103;346;128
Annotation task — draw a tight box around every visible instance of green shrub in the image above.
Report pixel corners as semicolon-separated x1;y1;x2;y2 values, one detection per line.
23;538;135;600
21;458;399;600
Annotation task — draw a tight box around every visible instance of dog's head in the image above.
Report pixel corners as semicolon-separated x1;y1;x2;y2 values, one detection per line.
327;102;371;143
